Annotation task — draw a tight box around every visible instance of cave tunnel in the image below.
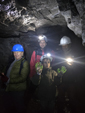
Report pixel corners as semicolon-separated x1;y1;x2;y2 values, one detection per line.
0;0;85;113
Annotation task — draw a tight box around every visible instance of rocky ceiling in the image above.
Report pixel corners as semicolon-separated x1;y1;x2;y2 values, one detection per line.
0;0;85;45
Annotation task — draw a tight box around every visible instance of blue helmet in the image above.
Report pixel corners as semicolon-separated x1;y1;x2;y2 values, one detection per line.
12;44;24;52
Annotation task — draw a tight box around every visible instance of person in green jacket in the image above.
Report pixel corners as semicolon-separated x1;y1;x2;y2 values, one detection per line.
1;44;29;113
31;53;59;113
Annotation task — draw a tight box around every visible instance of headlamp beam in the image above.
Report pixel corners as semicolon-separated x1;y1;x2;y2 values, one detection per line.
38;35;44;40
66;58;73;63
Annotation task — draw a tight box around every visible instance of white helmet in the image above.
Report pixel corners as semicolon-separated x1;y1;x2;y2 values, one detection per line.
40;53;52;62
38;35;48;42
59;36;71;45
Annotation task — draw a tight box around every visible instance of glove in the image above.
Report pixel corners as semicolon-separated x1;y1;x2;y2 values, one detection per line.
57;66;67;74
57;68;61;74
61;66;67;74
35;62;43;75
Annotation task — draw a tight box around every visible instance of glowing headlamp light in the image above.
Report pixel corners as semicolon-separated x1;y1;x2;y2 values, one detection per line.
47;53;51;57
38;35;44;40
66;57;73;65
66;58;73;62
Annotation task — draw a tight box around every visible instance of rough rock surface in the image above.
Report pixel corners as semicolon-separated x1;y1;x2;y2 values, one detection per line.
0;0;66;37
0;0;84;41
0;0;85;43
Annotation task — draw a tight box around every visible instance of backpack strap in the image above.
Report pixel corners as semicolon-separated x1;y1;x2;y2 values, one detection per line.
19;59;26;75
35;50;37;63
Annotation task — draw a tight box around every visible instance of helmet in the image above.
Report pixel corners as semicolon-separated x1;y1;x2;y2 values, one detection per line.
59;36;71;45
12;44;24;52
38;35;47;42
40;53;52;62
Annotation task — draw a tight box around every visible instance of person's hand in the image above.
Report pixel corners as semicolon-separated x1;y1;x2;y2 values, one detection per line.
57;66;67;74
36;67;42;75
35;62;43;75
57;68;61;74
61;66;67;74
0;72;4;79
2;73;4;76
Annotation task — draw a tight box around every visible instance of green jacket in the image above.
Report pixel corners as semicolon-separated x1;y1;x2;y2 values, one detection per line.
31;67;58;100
6;58;29;92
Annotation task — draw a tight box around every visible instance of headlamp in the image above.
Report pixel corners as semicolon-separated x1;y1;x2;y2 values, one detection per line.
66;58;73;62
66;57;73;65
38;35;47;42
38;35;44;40
47;53;51;57
40;53;52;62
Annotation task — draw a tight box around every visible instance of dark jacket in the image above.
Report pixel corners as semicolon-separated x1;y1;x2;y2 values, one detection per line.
31;67;58;100
6;57;29;91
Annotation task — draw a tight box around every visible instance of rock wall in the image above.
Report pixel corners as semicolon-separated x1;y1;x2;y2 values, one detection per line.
0;37;19;71
0;0;85;45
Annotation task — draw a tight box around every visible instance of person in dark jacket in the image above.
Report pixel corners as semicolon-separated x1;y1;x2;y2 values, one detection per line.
56;36;76;113
0;44;29;113
31;53;59;113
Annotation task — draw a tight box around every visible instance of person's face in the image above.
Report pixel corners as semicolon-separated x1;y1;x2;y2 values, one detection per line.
39;40;47;49
13;52;23;60
62;44;69;52
43;59;50;69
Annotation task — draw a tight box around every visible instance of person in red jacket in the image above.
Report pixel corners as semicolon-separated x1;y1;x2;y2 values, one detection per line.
28;35;55;103
29;34;55;78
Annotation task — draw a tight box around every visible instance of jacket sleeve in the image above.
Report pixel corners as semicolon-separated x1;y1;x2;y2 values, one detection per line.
9;61;29;83
31;74;41;85
29;51;36;78
1;66;7;74
53;70;61;86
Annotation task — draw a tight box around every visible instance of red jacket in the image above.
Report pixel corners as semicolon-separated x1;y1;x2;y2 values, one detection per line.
29;50;44;78
29;48;55;78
